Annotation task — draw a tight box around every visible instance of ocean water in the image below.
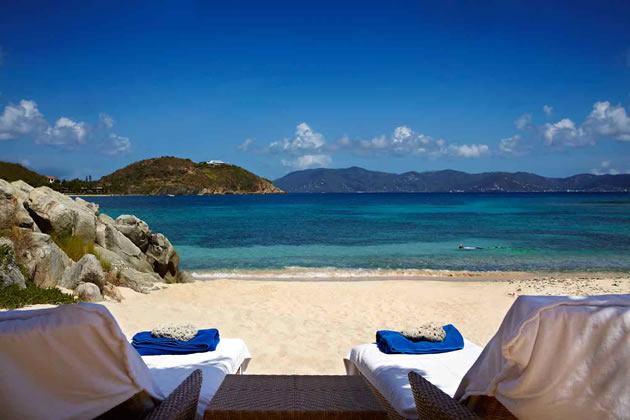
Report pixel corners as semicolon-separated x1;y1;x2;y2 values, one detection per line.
87;193;630;273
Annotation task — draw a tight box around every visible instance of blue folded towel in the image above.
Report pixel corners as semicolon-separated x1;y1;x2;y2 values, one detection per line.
376;324;464;354
132;328;220;356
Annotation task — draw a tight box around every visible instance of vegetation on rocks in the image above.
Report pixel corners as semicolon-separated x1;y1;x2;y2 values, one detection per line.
0;282;77;309
1;178;189;304
51;233;95;262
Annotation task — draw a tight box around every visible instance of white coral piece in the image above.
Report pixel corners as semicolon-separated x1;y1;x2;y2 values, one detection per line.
401;322;446;342
151;323;198;341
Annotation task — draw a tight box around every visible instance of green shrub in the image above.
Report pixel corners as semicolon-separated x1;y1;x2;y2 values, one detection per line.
96;253;112;272
51;233;95;262
0;282;77;309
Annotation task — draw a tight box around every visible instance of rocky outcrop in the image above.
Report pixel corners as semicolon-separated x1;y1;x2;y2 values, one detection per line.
118;268;163;293
0;179;37;230
25;187;96;242
19;232;72;288
115;215;151;251
0;238;26;289
100;224;154;273
1;178;189;299
75;282;102;302
146;233;179;280
60;254;105;290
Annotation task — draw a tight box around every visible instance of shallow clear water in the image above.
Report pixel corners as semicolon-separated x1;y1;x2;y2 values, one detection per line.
87;193;630;272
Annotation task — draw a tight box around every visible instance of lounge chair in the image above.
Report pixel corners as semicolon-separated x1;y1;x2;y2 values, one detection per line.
0;303;251;419
345;334;482;418
346;294;630;419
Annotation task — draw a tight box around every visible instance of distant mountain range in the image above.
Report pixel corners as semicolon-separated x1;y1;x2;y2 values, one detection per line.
274;167;630;193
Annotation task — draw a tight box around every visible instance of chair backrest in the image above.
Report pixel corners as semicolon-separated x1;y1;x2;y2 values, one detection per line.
0;303;162;419
455;294;630;420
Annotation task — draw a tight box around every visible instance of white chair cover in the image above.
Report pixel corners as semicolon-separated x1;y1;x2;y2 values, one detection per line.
0;303;163;420
455;294;630;420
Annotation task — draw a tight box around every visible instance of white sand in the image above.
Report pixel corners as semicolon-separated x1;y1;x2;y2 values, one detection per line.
102;272;629;375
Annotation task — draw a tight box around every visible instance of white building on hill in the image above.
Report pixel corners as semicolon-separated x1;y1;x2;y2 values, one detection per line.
206;160;225;166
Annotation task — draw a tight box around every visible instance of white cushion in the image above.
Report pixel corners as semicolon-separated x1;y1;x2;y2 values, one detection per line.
346;338;482;419
142;338;251;418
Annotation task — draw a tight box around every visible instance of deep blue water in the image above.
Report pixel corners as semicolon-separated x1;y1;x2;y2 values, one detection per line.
87;193;630;272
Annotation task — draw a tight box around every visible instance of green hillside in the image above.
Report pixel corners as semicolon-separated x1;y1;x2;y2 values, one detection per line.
100;156;283;195
0;162;48;186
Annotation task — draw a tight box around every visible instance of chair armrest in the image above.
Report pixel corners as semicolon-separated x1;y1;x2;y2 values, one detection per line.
145;369;202;420
407;371;479;420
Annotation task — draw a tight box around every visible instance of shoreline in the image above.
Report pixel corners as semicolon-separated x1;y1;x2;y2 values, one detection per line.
190;267;630;282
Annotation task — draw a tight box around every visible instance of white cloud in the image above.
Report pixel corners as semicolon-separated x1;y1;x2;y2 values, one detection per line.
40;117;87;145
448;144;489;158
238;138;254;151
543;118;591;147
515;113;532;130
268;122;325;154
583;101;630;141
591;160;627;175
339;125;490;159
99;113;114;129
541;101;630;148
0;100;47;140
103;134;131;155
498;134;522;155
543;105;553;116
282;154;331;170
0;97;131;152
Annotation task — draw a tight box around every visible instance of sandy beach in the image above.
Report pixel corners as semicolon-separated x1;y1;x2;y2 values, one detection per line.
102;271;630;375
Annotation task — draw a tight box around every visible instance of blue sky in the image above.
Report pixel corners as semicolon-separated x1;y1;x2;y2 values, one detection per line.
1;1;629;179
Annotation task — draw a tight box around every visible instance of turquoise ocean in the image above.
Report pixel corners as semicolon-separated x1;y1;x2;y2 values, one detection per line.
87;193;630;275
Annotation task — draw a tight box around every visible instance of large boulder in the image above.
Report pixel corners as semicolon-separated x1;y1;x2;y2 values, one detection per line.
11;180;34;197
95;214;115;248
118;268;163;293
75;282;103;302
100;224;153;273
19;232;72;288
60;254;105;290
0;238;27;289
25;186;96;242
74;197;99;215
146;233;180;279
115;215;151;251
0;179;37;230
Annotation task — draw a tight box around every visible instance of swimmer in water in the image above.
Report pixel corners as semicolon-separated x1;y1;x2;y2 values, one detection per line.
458;243;483;250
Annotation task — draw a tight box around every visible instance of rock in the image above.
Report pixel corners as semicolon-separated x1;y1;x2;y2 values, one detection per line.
115;215;151;251
0;238;27;289
10;180;34;196
75;282;103;302
146;233;179;278
95;214;115;248
101;225;153;272
118;268;163;293
25;186;96;242
102;283;123;302
0;179;37;230
19;232;72;288
176;270;195;283
74;197;99;215
60;254;105;290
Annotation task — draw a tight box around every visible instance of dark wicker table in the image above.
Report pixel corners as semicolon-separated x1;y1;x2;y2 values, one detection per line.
205;375;388;419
